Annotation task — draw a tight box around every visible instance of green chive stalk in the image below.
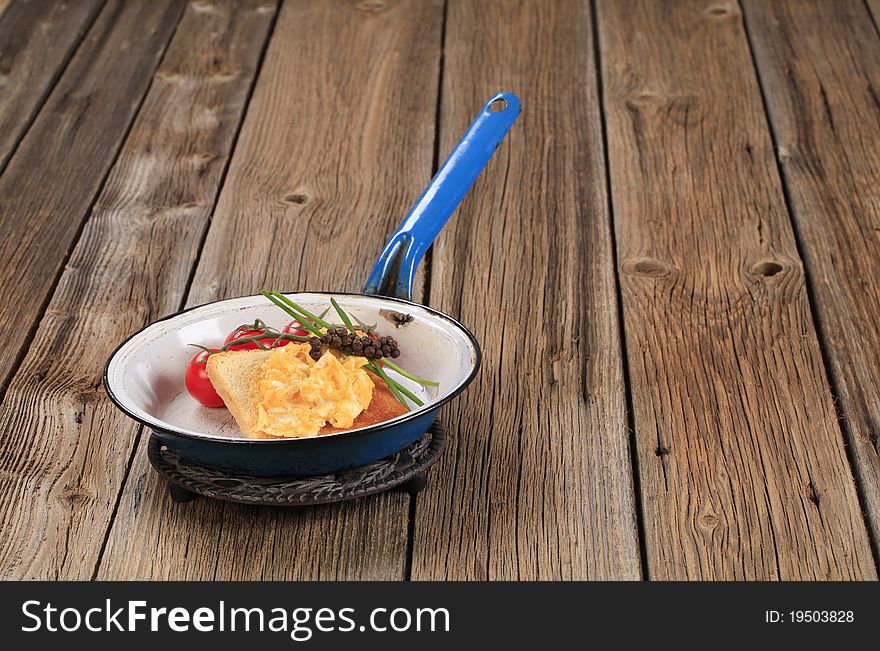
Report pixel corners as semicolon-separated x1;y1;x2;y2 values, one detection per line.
367;362;424;407
260;291;323;336
330;297;356;331
381;360;439;387
367;360;408;409
271;292;333;329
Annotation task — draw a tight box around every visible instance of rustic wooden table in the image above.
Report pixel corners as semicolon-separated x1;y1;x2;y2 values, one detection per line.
1;0;878;581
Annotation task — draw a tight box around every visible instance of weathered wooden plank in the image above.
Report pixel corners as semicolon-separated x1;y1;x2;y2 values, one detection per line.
0;0;104;173
410;0;641;580
98;0;444;580
743;0;880;550
0;0;277;580
867;0;880;25
0;0;186;395
597;0;875;579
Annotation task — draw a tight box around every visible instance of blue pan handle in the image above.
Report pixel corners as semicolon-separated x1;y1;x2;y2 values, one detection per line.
362;92;521;301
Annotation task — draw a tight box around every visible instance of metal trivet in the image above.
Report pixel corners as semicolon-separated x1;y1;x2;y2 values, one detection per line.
148;421;446;506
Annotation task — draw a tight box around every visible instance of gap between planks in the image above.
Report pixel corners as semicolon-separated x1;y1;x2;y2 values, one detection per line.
590;0;650;580
403;0;450;582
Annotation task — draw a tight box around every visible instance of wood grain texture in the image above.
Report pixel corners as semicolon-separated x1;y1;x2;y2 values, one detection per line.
0;0;186;395
867;0;880;25
0;0;104;172
98;0;444;580
0;0;277;580
597;0;876;579
410;0;641;580
743;0;880;550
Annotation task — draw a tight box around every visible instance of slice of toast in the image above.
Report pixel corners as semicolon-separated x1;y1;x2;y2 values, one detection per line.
320;380;408;434
205;348;409;439
205;348;274;438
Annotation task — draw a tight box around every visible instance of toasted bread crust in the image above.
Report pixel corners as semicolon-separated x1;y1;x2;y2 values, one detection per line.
205;348;273;438
320;379;409;434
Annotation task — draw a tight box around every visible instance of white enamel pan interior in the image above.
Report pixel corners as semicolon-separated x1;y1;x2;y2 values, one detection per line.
104;292;480;442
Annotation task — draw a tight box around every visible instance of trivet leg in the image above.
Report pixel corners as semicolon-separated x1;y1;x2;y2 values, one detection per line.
400;472;428;494
168;483;197;503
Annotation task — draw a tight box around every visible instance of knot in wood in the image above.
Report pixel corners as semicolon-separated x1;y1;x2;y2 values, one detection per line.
699;513;719;528
749;259;788;278
356;0;388;14
75;389;102;405
624;90;666;110
625;91;700;127
282;193;309;205
621;256;674;278
189;152;214;168
59;485;92;509
191;1;223;15
705;4;738;19
73;378;103;405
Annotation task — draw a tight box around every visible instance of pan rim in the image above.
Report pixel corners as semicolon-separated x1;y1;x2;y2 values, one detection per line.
103;291;481;445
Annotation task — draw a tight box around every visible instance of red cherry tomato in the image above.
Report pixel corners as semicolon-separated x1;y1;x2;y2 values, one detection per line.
185;349;225;407
282;320;310;338
224;325;286;351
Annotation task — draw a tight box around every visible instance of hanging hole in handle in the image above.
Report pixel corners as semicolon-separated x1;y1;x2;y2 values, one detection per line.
488;98;508;112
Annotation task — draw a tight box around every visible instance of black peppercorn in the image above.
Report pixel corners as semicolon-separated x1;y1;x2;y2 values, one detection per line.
330;336;342;348
381;345;391;355
374;349;384;359
321;334;332;344
390;349;400;358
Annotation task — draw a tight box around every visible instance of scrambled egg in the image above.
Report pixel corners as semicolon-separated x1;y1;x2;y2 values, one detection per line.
254;343;374;438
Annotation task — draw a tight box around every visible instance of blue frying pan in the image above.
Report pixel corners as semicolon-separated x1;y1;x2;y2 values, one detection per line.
105;92;520;476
